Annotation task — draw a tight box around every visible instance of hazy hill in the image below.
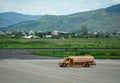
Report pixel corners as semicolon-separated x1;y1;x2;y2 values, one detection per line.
2;4;120;32
0;12;41;27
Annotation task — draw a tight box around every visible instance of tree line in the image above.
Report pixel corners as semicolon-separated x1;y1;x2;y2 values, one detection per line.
0;25;119;39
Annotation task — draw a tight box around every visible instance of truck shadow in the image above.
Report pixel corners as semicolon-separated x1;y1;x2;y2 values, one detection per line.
60;66;95;68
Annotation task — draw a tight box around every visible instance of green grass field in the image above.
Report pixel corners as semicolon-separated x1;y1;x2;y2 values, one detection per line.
0;38;120;59
0;38;120;48
32;50;120;59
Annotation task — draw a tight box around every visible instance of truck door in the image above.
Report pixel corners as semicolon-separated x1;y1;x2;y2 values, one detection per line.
65;58;70;66
70;58;73;66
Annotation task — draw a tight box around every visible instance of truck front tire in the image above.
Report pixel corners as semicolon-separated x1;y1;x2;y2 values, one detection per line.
62;63;67;67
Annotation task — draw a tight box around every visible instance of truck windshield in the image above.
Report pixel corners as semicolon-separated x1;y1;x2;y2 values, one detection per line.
63;57;69;61
63;57;67;60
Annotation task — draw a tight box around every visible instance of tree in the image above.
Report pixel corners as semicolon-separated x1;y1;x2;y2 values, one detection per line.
80;25;88;38
80;25;88;35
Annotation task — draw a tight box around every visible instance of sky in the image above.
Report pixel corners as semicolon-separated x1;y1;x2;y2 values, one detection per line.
0;0;120;15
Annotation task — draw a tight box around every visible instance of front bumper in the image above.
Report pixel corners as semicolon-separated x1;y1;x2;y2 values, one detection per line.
58;62;63;67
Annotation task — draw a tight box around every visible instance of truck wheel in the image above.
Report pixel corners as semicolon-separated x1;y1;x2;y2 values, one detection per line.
85;64;90;67
59;65;63;67
62;63;67;67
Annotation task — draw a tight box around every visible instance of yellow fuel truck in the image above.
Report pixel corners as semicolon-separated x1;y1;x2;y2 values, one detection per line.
59;55;96;67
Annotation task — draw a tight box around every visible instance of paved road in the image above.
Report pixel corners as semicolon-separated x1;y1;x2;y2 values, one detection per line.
0;49;120;83
0;59;120;83
0;49;61;59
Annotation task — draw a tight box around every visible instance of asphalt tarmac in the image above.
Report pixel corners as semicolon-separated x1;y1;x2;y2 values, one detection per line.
0;59;120;83
0;49;120;83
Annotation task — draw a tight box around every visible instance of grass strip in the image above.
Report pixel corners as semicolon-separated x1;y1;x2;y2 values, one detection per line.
0;38;120;49
32;50;120;59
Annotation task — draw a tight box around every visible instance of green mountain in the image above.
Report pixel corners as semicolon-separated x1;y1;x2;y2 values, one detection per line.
0;12;41;27
3;4;120;32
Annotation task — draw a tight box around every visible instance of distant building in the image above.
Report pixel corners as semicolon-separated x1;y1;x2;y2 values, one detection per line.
23;35;33;38
0;31;5;34
23;35;39;39
29;30;35;35
93;31;99;35
6;31;12;34
51;31;58;35
45;35;52;38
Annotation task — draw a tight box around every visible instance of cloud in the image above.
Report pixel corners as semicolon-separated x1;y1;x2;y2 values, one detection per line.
112;0;120;3
0;0;119;15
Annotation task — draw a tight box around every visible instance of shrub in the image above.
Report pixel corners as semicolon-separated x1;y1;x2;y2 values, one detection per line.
110;52;120;56
80;51;91;55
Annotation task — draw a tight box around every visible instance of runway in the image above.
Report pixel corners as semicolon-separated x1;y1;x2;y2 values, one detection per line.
0;59;120;83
